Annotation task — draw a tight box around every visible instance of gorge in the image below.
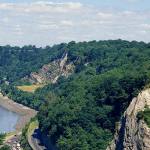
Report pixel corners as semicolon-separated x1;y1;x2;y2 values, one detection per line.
0;40;150;149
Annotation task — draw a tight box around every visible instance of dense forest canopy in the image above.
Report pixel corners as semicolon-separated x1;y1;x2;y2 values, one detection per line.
0;45;65;82
0;40;150;149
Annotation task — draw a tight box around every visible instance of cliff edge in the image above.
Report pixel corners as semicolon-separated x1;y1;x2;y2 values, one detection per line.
107;89;150;150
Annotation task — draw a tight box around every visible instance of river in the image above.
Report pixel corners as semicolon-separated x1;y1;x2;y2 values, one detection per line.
0;106;20;133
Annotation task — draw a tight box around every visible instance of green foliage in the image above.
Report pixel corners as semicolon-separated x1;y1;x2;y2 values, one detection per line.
0;134;10;150
0;84;42;109
0;145;10;150
0;134;5;145
57;126;112;150
20;122;32;150
137;108;150;128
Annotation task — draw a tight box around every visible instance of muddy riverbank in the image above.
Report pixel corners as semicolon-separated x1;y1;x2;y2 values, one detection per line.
0;93;37;131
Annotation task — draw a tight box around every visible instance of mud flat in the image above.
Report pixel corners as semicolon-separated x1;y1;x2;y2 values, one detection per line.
0;93;37;132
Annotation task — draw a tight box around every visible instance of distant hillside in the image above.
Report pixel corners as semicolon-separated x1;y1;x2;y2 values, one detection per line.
0;45;65;83
23;53;74;84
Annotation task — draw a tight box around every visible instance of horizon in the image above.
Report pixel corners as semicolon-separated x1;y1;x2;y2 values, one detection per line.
0;39;149;48
0;0;150;46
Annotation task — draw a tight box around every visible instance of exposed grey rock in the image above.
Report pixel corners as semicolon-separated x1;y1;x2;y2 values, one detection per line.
107;89;150;150
23;53;74;84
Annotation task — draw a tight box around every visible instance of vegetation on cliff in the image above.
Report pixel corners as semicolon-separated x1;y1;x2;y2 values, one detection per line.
137;108;150;128
0;146;10;150
20;119;37;150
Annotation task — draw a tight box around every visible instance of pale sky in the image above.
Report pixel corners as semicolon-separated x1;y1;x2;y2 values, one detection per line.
0;0;150;46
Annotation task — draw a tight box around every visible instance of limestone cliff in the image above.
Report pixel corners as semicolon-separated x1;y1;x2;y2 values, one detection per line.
23;53;74;84
107;89;150;150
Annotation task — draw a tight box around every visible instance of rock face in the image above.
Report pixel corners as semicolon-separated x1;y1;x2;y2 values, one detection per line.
23;53;74;84
107;89;150;150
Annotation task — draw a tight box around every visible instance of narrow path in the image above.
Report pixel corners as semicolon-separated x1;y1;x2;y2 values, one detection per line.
27;120;47;150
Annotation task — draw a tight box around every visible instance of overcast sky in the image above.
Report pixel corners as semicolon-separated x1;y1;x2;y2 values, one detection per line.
0;0;150;46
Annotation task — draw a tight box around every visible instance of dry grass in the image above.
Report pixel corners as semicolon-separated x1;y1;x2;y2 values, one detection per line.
17;84;44;93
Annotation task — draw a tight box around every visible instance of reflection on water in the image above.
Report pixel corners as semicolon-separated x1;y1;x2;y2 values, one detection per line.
0;106;20;133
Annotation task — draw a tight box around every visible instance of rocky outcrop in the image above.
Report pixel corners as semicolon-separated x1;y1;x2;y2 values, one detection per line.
23;53;74;84
107;89;150;150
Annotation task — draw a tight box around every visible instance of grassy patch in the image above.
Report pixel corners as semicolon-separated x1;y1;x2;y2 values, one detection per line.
27;120;39;136
17;84;44;93
137;108;150;128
